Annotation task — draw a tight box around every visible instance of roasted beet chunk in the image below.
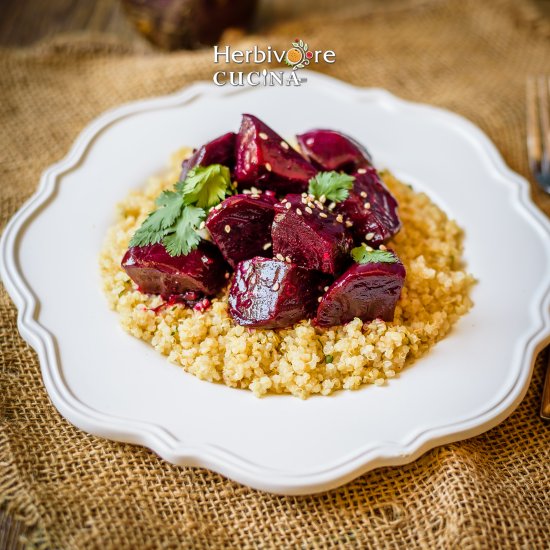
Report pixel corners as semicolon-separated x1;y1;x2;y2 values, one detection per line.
206;191;278;268
336;168;401;246
121;241;229;298
234;114;317;195
271;194;353;275
229;257;323;328
180;132;236;181
297;129;372;173
316;253;406;327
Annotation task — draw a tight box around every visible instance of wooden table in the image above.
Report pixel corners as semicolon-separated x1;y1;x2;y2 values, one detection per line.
10;0;549;49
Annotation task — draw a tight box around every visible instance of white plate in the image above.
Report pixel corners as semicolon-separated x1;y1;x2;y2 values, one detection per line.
2;71;550;495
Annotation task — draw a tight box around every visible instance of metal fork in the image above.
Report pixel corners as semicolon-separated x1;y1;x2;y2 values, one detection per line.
527;76;550;419
527;76;550;193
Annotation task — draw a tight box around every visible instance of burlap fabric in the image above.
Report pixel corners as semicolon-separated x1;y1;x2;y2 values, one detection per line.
1;0;549;547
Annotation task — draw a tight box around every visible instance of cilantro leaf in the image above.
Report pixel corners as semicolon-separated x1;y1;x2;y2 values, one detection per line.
308;171;355;203
178;164;232;209
129;164;232;257
155;190;184;219
129;191;184;248
163;206;205;256
351;245;398;265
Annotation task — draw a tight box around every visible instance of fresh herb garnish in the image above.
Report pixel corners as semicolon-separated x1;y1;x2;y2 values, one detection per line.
308;171;355;203
351;245;397;265
129;164;232;256
163;206;205;256
177;164;232;208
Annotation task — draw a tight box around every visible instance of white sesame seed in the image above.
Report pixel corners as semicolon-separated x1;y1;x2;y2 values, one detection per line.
324;286;329;291
296;208;303;216
281;141;289;150
272;282;280;291
259;132;268;140
301;197;307;204
379;244;387;251
307;202;315;209
263;242;272;250
317;296;322;302
285;256;291;263
366;232;375;240
336;214;344;223
357;168;367;174
276;253;284;261
319;195;327;203
251;186;260;193
328;202;336;211
301;192;308;198
224;225;231;233
360;191;367;198
345;220;353;228
364;202;371;209
285;202;292;210
305;207;313;214
281;198;287;203
319;212;328;218
366;245;374;252
199;221;206;229
224;272;230;279
243;189;251;194
265;163;272;172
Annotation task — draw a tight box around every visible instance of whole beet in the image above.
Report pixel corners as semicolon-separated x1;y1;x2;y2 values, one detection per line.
121;0;258;51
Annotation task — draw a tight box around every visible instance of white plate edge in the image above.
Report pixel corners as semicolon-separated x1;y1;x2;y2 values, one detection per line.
1;70;550;495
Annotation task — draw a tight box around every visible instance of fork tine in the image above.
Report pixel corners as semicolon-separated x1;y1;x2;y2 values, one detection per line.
539;76;550;174
526;76;541;172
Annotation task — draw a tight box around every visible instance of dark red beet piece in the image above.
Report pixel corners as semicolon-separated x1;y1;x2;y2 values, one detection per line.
229;257;325;329
336;168;401;246
316;254;406;327
206;191;278;268
271;194;353;275
296;129;372;173
180;132;236;181
121;241;230;298
234;114;317;195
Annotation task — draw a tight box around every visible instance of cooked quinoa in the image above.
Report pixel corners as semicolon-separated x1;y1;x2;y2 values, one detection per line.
100;148;475;398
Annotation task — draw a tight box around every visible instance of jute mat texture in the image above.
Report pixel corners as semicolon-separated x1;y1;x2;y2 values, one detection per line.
1;0;549;547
